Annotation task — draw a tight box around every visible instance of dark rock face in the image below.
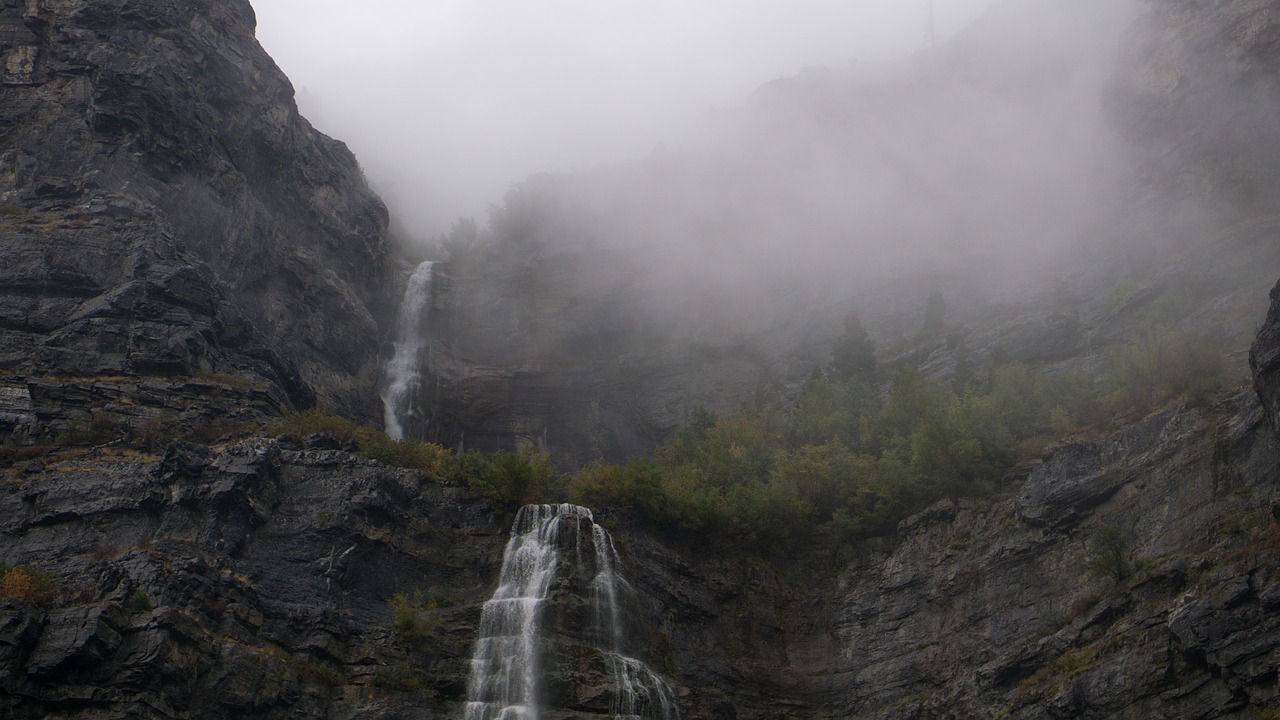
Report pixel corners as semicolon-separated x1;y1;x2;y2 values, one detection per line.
1251;279;1280;433
0;0;395;430
0;438;505;719
4;349;1280;719
600;388;1280;720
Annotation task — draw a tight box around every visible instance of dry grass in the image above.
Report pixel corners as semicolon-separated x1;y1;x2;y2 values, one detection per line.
0;565;58;603
1228;523;1280;563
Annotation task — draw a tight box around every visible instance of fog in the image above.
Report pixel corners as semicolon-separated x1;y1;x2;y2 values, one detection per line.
252;0;1001;240
247;0;1280;462
412;0;1144;338
251;0;1167;358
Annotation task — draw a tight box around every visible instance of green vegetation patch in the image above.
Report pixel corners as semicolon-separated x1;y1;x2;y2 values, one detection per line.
388;590;442;649
1104;325;1235;412
375;659;434;695
127;588;152;612
265;410;560;505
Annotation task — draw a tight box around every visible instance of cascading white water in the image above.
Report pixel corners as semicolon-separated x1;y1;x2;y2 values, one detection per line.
465;504;678;720
465;504;569;720
381;260;435;441
590;524;679;720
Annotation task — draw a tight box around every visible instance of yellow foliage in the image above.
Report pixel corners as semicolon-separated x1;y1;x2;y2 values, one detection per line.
0;566;57;602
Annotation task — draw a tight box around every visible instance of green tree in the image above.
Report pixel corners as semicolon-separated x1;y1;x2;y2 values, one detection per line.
1083;522;1136;583
464;450;556;505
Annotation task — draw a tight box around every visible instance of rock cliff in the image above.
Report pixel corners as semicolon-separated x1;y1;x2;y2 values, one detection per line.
0;0;397;439
3;282;1280;719
3;0;1280;718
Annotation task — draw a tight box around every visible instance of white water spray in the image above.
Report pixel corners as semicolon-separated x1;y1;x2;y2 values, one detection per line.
381;260;435;441
465;504;678;720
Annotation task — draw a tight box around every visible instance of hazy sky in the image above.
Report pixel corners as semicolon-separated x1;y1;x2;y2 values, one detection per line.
251;0;1002;240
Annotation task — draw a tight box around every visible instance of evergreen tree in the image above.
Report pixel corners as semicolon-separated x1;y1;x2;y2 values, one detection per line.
831;313;877;382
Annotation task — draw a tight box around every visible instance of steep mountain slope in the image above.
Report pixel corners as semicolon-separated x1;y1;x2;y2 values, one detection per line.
0;0;397;440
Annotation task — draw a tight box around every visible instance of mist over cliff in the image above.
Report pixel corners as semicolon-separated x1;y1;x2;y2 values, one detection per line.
390;0;1280;464
439;0;1144;310
252;0;1005;241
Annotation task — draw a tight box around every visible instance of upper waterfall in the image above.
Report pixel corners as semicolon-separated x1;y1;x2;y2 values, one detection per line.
381;260;436;441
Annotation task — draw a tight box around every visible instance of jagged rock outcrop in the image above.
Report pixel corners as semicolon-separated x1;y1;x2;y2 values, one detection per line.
0;0;396;435
3;291;1280;718
1251;278;1280;433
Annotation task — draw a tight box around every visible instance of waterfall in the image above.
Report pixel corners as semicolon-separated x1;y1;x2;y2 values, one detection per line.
381;260;435;441
591;524;679;720
465;504;678;720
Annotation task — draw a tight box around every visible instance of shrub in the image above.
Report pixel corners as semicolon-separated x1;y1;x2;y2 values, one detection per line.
463;449;556;505
1105;326;1233;413
139;413;182;447
1228;522;1280;563
300;659;345;687
388;591;440;649
188;416;251;444
375;660;433;695
1017;645;1100;699
128;589;152;612
830;313;877;382
1254;704;1280;720
60;411;120;446
1083;523;1137;583
567;458;664;517
265;409;360;441
355;429;453;477
0;565;58;603
0;204;26;217
723;475;810;545
788;377;870;450
266;411;454;476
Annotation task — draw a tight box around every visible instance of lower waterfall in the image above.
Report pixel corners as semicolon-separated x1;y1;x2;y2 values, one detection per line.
381;260;435;441
465;504;678;720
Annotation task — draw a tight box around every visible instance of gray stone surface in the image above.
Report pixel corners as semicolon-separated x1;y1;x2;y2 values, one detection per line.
0;0;397;427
